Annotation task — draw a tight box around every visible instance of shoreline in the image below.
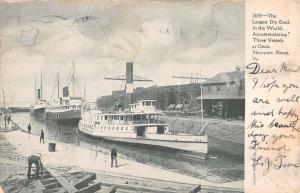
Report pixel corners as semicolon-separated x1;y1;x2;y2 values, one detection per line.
0;119;244;192
11;111;245;158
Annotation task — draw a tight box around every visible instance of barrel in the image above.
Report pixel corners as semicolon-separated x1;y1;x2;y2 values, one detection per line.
48;143;56;152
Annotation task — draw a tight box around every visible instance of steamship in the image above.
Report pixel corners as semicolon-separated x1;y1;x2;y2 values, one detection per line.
30;100;48;116
79;100;208;159
45;96;84;124
45;64;86;125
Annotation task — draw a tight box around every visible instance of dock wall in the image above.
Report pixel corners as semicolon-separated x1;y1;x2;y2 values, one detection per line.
159;116;244;157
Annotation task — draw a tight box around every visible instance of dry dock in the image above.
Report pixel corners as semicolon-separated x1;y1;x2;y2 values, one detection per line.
160;115;244;156
0;120;244;193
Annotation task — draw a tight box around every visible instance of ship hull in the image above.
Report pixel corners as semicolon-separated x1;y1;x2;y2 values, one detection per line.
45;110;81;125
78;127;208;159
30;108;46;117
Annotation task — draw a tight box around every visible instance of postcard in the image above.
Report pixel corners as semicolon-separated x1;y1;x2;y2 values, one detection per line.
0;0;298;193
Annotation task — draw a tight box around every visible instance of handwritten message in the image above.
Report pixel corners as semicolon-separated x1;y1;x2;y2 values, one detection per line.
246;9;299;187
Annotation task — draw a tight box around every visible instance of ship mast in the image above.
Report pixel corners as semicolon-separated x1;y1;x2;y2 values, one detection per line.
68;62;82;97
200;83;203;131
83;84;86;99
73;63;75;96
57;72;60;99
65;62;82;98
2;88;7;128
40;68;43;100
35;73;37;101
2;88;5;109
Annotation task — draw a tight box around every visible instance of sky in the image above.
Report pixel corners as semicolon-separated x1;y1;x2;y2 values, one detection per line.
0;0;244;106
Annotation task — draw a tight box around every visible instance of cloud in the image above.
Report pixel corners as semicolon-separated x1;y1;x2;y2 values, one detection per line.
0;0;244;105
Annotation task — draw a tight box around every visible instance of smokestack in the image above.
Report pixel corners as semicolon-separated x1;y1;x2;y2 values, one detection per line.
125;62;133;109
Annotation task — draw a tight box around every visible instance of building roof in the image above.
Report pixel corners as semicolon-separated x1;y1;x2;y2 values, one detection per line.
198;94;244;100
174;104;184;109
203;70;245;84
167;104;176;109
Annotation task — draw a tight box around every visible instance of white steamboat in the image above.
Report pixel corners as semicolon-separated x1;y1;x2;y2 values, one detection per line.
79;100;208;159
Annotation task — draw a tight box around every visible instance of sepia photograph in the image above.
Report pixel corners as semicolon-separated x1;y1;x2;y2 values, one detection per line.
0;0;245;192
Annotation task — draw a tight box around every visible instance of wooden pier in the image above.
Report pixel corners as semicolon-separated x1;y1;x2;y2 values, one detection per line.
6;165;201;193
25;166;243;193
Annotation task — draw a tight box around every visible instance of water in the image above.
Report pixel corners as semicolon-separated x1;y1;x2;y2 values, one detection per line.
10;112;244;183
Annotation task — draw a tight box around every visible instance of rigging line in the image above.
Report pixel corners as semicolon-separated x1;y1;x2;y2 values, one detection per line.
54;76;59;98
74;69;80;83
49;76;58;101
75;73;80;83
69;67;82;96
75;72;81;87
75;78;82;93
67;71;75;88
69;73;80;96
67;74;72;86
72;71;79;94
74;77;82;96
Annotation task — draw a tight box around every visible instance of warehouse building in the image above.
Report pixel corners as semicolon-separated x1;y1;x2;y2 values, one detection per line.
198;70;245;118
97;69;244;119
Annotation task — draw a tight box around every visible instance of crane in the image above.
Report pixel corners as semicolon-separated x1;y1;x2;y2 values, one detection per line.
104;62;152;109
172;72;207;131
172;73;208;84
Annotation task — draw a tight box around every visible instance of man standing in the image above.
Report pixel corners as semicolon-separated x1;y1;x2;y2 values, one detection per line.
40;129;44;144
27;123;31;134
7;115;11;125
4;114;7;127
111;145;118;168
